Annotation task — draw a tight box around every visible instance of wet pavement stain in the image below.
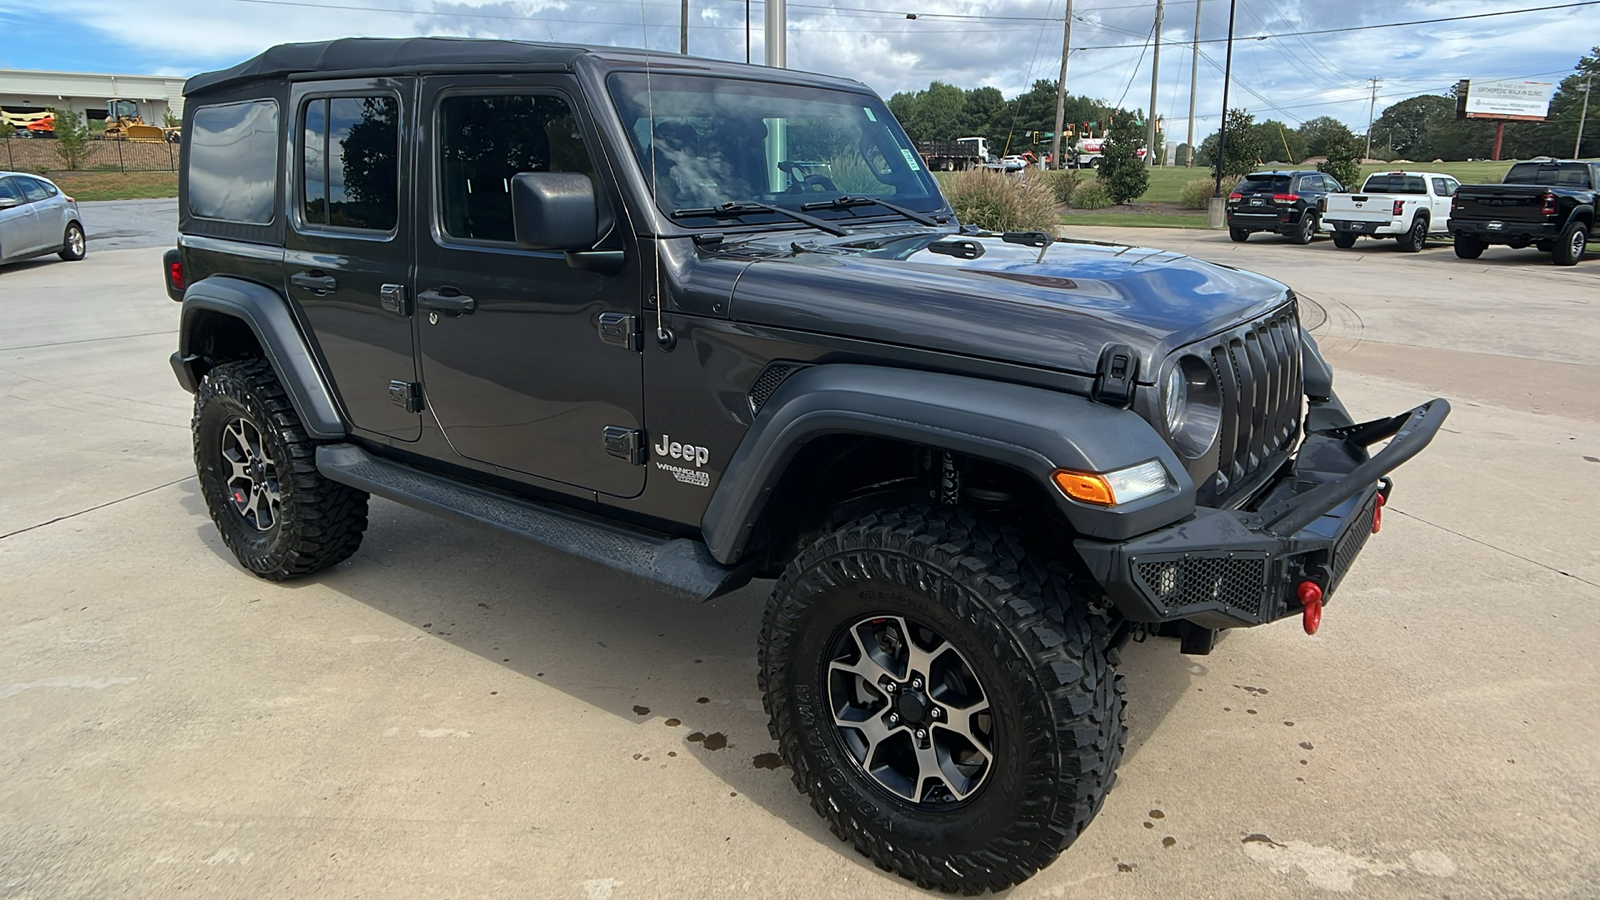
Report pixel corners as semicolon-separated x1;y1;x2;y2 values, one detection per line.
701;732;728;751
696;697;711;704
664;718;681;727
1143;822;1155;829
1235;684;1270;695
1243;833;1285;848
1162;837;1176;848
752;752;784;770
632;705;650;716
1117;862;1135;873
1149;809;1165;819
1299;741;1314;750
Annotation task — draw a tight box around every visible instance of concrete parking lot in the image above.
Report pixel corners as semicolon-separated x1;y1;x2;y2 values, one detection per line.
2;223;1597;899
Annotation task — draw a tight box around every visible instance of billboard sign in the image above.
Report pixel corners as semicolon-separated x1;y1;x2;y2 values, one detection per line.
1459;79;1555;121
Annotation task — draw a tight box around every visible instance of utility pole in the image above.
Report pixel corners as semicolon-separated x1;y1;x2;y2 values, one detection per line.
1050;0;1074;170
1186;0;1201;166
1577;73;1593;159
1213;0;1236;198
1364;77;1381;161
1146;0;1163;166
681;0;688;54
746;0;751;63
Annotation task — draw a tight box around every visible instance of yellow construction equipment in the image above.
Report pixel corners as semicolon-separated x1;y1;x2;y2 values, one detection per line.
101;99;166;142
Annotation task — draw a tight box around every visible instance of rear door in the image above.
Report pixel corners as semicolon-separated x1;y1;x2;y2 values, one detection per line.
411;76;645;497
284;79;420;441
0;177;41;259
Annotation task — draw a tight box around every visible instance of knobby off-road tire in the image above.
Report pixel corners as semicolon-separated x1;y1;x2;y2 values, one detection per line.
193;359;368;580
1332;232;1357;249
760;506;1125;894
1552;221;1588;266
1454;233;1485;259
58;222;86;261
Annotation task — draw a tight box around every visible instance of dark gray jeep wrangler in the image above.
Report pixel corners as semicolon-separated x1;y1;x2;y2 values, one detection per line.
163;38;1447;893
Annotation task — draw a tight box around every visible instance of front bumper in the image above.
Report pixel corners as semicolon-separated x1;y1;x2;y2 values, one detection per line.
1076;398;1449;630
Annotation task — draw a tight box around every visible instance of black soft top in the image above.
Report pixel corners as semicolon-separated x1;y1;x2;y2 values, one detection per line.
185;37;865;97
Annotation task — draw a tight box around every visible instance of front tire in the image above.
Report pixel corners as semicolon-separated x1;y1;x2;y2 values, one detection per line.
193;359;368;580
58;222;86;261
1553;221;1588;266
760;507;1124;894
1454;233;1485;259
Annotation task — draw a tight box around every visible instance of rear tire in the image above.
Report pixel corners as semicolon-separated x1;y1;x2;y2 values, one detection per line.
1552;221;1587;266
1229;228;1250;243
1398;215;1428;253
1332;232;1357;249
1453;233;1485;259
193;359;368;580
58;222;86;261
760;506;1124;894
1291;210;1318;245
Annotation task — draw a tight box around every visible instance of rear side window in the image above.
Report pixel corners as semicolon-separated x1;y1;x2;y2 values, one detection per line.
18;178;50;202
189;100;280;224
1238;175;1291;193
300;96;400;232
437;94;596;243
1432;177;1458;197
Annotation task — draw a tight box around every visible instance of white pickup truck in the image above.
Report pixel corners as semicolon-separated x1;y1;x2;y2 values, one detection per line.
1322;171;1460;252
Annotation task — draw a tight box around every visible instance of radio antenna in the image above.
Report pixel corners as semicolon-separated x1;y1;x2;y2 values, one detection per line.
639;0;666;347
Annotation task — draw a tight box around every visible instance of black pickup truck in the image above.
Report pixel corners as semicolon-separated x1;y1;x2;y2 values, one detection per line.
1451;159;1598;265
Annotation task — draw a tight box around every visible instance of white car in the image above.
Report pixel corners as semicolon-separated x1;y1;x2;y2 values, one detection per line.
1322;171;1459;252
0;171;86;267
1000;155;1029;172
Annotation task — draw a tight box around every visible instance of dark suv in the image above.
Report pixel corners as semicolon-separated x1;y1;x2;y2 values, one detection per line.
1227;169;1343;244
164;38;1446;894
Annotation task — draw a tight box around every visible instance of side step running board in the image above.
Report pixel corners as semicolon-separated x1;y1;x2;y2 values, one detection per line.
316;443;752;602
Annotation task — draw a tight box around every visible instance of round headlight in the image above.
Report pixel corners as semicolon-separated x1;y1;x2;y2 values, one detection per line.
1165;355;1222;458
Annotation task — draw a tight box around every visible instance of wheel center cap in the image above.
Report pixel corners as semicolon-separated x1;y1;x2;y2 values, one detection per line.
896;689;930;726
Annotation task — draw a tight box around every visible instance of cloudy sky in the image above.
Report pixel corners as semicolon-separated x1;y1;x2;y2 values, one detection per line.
0;0;1592;138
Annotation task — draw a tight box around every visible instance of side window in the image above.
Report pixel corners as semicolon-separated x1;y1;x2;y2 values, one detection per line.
300;96;400;232
1433;178;1458;197
189;99;279;224
19;178;50;202
437;94;595;243
0;178;20;204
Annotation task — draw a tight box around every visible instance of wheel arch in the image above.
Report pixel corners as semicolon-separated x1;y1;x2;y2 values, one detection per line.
701;364;1194;567
173;276;347;440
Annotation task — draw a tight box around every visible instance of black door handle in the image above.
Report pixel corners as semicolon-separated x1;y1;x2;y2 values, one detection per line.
291;271;338;294
417;288;477;315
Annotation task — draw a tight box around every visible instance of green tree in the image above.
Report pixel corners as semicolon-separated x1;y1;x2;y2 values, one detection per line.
1099;114;1149;204
909;81;968;143
50;108;92;171
1502;47;1600;159
1318;129;1363;191
1205;108;1265;178
1297;116;1355;159
1251;119;1306;164
1369;94;1454;159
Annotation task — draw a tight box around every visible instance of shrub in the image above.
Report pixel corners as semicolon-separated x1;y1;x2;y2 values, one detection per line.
1098;116;1150;204
1039;170;1082;205
1071;180;1112;210
1317;131;1363;193
944;169;1060;232
50;108;93;171
1177;175;1240;209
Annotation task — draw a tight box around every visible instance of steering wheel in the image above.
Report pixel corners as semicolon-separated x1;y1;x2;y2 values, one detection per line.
777;160;839;193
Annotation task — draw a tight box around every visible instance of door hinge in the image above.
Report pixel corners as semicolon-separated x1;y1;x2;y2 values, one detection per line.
388;380;424;413
597;312;641;351
603;426;646;465
380;283;410;316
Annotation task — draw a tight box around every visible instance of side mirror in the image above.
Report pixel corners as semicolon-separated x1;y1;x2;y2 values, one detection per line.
0;197;20;210
511;172;598;251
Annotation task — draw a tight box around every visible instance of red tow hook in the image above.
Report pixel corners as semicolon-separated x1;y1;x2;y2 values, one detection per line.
1372;492;1386;533
1297;581;1324;635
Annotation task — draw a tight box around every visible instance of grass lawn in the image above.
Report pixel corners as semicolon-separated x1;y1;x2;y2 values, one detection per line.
46;171;178;201
1061;212;1208;228
1078;158;1530;204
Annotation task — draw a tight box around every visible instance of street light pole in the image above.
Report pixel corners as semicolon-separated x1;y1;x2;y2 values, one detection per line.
1146;0;1163;166
1213;0;1236;197
1051;0;1074;170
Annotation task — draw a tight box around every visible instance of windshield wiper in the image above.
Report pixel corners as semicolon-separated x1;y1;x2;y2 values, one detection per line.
800;195;944;227
669;201;850;236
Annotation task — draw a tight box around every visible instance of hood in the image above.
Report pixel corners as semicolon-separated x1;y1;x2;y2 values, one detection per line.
725;231;1292;379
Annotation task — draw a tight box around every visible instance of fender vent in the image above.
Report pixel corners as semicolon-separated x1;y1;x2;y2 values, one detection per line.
748;362;805;415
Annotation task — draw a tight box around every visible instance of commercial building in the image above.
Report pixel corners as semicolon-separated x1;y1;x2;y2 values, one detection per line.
0;69;189;123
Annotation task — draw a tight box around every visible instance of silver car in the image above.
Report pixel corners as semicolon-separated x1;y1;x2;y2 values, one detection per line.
0;171;86;267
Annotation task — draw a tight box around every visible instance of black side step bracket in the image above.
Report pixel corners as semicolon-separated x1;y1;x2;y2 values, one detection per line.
315;444;752;602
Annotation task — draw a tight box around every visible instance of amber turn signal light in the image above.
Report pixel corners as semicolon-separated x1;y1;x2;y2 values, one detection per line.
1052;470;1115;506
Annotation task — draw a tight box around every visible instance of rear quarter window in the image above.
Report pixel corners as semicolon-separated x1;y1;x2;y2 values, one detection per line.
188;99;280;224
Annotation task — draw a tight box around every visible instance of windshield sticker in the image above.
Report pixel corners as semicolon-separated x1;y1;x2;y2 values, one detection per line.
900;148;922;171
863;107;877;121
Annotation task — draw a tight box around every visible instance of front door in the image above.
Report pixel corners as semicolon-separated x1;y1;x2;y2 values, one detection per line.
0;177;42;258
283;78;420;441
413;76;644;498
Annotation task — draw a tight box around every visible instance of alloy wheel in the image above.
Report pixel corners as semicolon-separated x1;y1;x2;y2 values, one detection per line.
220;416;281;531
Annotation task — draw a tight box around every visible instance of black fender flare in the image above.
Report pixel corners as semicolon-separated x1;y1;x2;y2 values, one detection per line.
700;364;1194;565
172;275;347;440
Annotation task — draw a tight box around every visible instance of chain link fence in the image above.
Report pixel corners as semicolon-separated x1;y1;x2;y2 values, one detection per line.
2;133;178;174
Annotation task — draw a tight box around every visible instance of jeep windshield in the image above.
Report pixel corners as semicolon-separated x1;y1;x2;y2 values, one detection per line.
606;72;945;229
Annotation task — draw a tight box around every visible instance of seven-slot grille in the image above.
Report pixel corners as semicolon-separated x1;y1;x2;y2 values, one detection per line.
1204;306;1304;495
